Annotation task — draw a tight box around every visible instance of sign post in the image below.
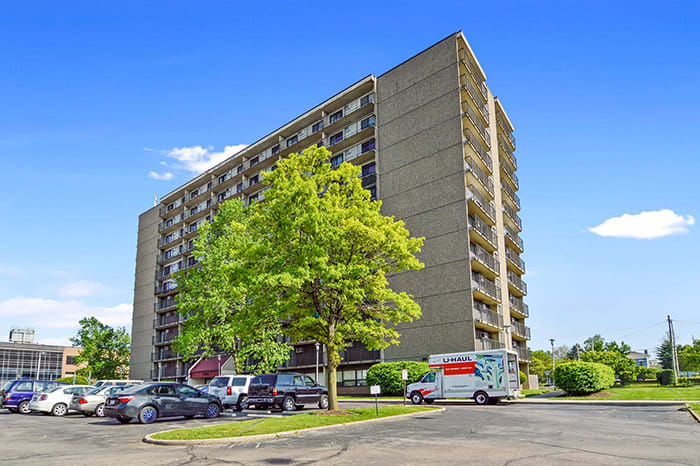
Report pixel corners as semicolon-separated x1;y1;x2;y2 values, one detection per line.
370;384;381;416
401;369;408;406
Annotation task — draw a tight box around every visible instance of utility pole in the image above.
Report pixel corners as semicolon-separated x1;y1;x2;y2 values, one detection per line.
667;315;680;384
550;339;556;389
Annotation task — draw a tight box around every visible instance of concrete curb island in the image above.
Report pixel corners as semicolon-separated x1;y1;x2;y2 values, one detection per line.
685;404;700;423
143;407;445;446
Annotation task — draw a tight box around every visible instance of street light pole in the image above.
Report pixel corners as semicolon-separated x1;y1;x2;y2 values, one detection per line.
158;362;162;382
315;342;320;383
550;339;556;389
217;354;222;377
36;351;45;379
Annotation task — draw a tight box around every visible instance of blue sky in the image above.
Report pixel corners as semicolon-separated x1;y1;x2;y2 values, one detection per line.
1;1;698;354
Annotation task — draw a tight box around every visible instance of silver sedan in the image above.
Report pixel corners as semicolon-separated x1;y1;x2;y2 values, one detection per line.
69;385;132;417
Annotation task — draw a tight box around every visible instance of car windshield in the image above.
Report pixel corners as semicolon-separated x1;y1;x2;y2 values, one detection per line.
210;377;229;387
252;375;275;385
1;381;13;392
232;377;247;386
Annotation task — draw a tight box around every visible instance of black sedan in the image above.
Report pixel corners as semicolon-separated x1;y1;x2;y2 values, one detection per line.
103;382;222;424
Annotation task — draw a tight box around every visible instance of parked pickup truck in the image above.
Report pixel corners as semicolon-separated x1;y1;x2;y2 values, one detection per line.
247;373;328;411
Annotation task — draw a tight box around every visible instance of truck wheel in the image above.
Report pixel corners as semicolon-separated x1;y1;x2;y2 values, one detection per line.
474;391;489;405
410;391;423;405
236;395;248;411
282;396;296;412
18;400;31;414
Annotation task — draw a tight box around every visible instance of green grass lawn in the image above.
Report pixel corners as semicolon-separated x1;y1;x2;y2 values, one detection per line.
521;388;552;397
558;383;700;401
151;406;439;441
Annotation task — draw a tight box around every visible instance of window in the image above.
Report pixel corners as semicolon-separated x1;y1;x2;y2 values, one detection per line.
361;115;375;130
249;175;259;186
329;132;343;145
232;377;247;387
166;219;173;227
249;156;259;167
236;182;244;192
237;164;244;174
293;375;304;386
189;224;198;233
151;385;177;396
329;109;343;123
206;199;211;208
248;193;258;204
422;372;436;383
304;375;316;386
165;234;172;243
286;135;298;147
312;121;323;133
218;174;226;184
330;154;343;168
369;186;377;200
277;374;293;385
35;381;52;392
218;193;226;202
187;256;196;266
361;162;376;177
207;181;212;190
190;207;197;215
178;385;199;397
360;93;374;106
163;265;170;276
188;240;195;249
361;138;376;153
271;145;280;155
167;203;174;212
190;190;198;199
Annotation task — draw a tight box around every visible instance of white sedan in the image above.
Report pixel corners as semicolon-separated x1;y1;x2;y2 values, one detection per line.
29;385;94;416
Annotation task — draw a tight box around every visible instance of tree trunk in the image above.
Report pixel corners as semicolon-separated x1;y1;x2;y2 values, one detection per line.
327;362;338;410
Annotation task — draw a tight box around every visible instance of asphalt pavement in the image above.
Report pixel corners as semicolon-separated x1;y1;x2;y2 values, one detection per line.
0;401;697;465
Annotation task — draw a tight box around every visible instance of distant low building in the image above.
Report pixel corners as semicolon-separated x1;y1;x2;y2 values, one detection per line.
0;340;82;385
628;350;652;367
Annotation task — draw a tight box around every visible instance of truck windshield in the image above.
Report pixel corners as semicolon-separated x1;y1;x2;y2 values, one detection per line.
422;372;436;383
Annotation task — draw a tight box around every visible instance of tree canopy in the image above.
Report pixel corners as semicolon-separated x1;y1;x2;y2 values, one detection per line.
70;317;130;380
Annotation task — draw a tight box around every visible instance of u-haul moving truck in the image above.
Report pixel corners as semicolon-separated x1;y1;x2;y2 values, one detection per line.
407;349;520;405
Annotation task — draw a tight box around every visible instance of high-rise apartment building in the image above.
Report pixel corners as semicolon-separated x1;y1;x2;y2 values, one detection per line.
130;31;530;391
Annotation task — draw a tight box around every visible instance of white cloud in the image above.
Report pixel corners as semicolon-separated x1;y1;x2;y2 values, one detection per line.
0;297;132;330
164;144;248;173
589;209;695;239
59;280;112;298
148;171;174;180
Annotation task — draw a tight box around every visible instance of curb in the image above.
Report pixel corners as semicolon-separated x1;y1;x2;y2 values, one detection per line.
143;407;445;446
685;404;700;424
513;399;690;407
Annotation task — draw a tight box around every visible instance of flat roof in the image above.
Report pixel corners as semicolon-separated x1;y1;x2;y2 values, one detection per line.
0;341;73;352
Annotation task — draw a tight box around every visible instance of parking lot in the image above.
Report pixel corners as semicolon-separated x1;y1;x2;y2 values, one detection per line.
0;401;697;465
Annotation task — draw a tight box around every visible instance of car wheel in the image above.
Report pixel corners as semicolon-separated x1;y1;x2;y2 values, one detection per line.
205;403;221;418
18;401;31;414
410;392;423;405
138;405;158;424
95;403;105;417
282;396;296;412
474;391;489;405
236;395;248;411
318;394;329;410
52;403;68;416
116;417;131;424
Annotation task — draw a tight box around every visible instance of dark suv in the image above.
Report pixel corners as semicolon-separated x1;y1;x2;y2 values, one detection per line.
1;379;66;414
248;373;328;411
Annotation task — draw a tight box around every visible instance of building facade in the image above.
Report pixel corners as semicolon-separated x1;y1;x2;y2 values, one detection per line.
0;342;82;385
130;31;530;391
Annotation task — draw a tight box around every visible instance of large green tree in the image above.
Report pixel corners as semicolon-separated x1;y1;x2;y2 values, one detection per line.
657;332;674;370
580;350;636;384
70;317;130;380
678;340;700;372
173;199;291;374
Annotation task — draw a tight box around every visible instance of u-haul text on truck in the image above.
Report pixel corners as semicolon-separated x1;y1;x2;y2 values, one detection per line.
407;349;520;405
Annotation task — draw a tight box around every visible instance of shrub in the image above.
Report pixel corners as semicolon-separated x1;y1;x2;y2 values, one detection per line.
656;369;675;386
634;366;659;382
554;361;615;395
57;375;89;385
366;361;430;395
519;371;527;385
677;377;694;387
580;350;635;384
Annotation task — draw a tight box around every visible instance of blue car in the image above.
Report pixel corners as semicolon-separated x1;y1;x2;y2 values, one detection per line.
1;379;67;414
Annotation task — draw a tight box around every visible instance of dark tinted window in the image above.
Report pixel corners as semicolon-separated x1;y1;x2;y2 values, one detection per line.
149;385;177;395
293;376;304;386
277;374;294;385
178;385;199;397
232;377;247;387
252;375;275;386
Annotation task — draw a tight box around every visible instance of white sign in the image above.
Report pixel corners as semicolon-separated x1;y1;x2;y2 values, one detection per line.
401;369;408;380
370;385;381;395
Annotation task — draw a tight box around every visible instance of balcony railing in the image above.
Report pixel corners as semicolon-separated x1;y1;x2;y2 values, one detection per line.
465;157;494;197
157;314;180;327
510;321;531;340
507;271;527;295
471;272;500;302
470;242;499;275
501;182;521;210
157;249;183;266
503;203;522;230
156;299;178;311
466;185;496;224
509;296;529;318
504;224;524;252
501;159;520;190
474;304;503;329
462;100;490;146
505;248;526;273
498;135;517;169
464;129;492;172
459;74;489;121
468;214;497;248
475;337;505;351
515;346;531;362
155;283;178;295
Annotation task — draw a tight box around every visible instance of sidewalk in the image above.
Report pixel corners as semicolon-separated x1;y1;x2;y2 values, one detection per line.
339;397;695;407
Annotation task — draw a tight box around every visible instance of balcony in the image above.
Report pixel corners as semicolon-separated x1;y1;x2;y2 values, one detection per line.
155;283;178;297
459;74;489;121
510;320;531;340
183;204;212;223
156;314;181;329
158;234;182;248
320;96;375;139
504;224;524;253
463;129;492;173
157;249;183;266
502;203;522;231
458;48;488;101
498;135;517;170
470;242;499;278
505;248;526;274
507;271;527;296
466;185;496;225
158;215;183;234
159;201;184;218
515;346;531;362
465;157;494;199
509;296;529;318
185;186;211;207
475;337;505;351
155;299;178;312
500;160;519;190
474;304;503;332
501;182;521;211
461;99;490;147
468;214;497;251
471;272;500;304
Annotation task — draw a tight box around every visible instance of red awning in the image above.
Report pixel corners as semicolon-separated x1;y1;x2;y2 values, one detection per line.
189;355;230;379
